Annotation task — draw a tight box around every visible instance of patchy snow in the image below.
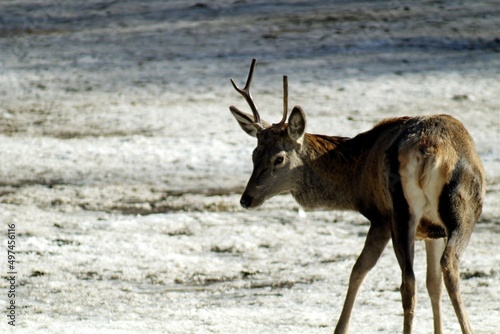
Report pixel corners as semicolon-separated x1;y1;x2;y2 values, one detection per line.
1;1;499;333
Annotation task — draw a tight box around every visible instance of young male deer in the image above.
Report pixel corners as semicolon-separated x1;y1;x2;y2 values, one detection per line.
229;59;485;334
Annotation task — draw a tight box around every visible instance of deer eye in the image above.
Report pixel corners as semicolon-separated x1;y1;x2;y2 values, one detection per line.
274;156;285;166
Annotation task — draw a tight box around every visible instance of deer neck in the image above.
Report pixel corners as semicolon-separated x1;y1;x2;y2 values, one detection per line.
291;133;360;211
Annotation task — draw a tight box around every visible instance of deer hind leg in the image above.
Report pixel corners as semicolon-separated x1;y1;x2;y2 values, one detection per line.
438;173;479;334
425;238;446;334
390;162;420;333
334;223;391;334
391;213;417;334
440;241;473;334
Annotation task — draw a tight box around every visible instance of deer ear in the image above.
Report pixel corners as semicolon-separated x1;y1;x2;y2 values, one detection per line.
288;106;306;141
230;106;269;137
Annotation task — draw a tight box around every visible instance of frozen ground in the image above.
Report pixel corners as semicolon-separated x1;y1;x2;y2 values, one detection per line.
0;1;499;333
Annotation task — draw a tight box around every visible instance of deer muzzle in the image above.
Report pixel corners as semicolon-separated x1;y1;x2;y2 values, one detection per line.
239;193;254;209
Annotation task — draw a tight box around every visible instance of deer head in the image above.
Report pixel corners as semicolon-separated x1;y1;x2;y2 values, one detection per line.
230;59;307;209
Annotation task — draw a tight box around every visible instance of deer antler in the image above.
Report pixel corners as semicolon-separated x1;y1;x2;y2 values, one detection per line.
275;75;288;129
230;58;262;127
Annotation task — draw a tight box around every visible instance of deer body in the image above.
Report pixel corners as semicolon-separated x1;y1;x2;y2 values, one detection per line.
230;59;485;334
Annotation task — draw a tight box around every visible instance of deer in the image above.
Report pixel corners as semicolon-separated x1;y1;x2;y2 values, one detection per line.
229;59;486;334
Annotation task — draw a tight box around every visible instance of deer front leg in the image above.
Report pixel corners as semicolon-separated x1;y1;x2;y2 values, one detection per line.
334;223;391;334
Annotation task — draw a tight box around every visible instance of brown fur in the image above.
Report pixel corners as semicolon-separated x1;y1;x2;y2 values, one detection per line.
230;61;485;334
234;112;485;334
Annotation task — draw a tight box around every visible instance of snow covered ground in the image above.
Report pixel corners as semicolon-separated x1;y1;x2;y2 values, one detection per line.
0;1;499;333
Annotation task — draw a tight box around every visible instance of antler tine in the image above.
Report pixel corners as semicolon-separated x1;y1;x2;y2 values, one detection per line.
230;58;262;126
277;75;288;128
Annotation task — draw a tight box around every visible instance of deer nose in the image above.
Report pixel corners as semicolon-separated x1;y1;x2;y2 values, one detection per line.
240;194;253;209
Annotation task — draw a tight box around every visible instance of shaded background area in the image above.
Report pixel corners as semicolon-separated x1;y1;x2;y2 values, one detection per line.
1;0;499;187
0;1;499;333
